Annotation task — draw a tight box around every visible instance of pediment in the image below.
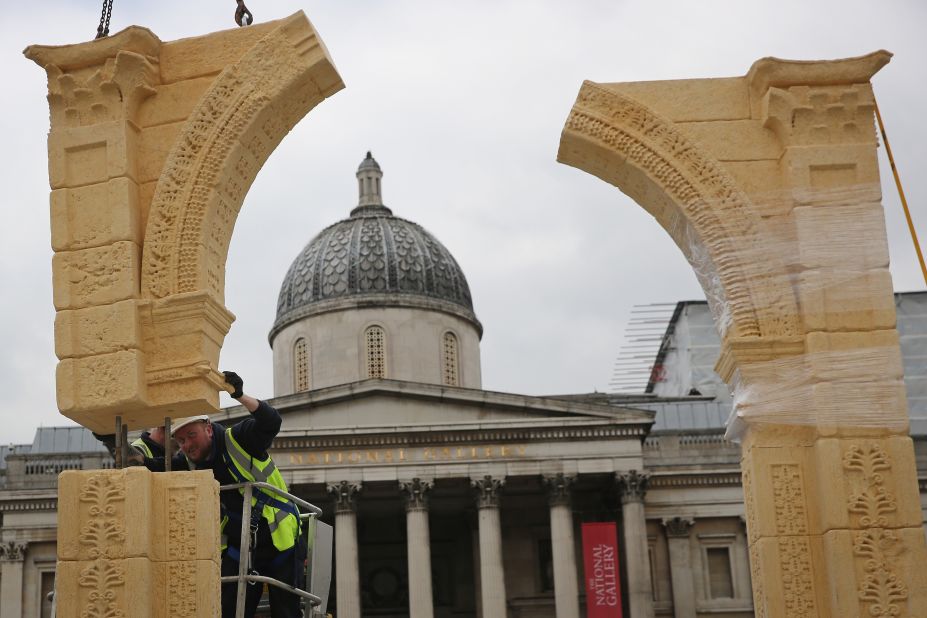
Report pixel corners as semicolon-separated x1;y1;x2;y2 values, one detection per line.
213;379;654;435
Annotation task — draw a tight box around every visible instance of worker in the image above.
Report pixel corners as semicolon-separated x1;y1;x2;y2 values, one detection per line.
130;426;166;458
141;371;304;618
92;426;166;459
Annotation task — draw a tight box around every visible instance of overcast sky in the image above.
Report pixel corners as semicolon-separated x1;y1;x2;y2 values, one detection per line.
2;0;925;443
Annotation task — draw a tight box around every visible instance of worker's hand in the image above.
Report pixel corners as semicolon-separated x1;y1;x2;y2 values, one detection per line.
223;371;244;399
125;452;145;467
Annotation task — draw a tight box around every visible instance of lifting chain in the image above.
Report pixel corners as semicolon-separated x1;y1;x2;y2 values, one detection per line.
235;0;254;27
95;0;114;39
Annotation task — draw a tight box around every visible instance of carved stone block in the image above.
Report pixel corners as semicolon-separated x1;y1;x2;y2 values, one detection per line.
50;177;141;252
52;241;141;311
55;300;143;359
798;268;896;332
56;350;149;422
57;468;219;563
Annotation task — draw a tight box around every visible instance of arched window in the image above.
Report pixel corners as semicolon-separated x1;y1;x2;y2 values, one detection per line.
294;338;310;392
365;326;386;379
442;331;459;386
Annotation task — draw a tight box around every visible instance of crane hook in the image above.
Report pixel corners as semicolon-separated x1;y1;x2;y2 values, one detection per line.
235;0;254;27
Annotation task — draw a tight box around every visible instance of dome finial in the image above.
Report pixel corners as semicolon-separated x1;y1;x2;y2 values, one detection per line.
354;151;387;214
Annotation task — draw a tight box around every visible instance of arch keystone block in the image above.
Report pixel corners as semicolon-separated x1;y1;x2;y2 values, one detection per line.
559;51;927;617
26;12;344;432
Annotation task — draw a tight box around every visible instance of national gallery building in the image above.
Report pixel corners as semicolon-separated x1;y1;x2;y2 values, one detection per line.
2;155;925;618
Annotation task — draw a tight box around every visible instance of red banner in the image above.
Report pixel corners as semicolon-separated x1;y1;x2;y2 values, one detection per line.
581;522;623;618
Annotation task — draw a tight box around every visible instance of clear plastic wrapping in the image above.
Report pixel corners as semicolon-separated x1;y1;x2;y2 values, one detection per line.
659;182;908;440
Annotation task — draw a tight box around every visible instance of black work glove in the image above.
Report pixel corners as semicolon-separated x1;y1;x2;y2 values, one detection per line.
223;371;244;399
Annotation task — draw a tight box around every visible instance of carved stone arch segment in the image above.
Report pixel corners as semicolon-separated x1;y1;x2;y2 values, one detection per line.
27;12;344;432
558;51;927;617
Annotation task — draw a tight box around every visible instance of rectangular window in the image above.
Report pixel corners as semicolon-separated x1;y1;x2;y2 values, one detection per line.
706;547;734;599
41;571;55;618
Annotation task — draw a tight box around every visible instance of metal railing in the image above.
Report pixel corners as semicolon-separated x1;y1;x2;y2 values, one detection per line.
220;481;329;618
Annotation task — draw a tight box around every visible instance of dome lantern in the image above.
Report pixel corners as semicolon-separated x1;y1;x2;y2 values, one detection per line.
352;151;391;216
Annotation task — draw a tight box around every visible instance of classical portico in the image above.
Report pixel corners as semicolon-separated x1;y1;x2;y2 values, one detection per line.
211;379;655;617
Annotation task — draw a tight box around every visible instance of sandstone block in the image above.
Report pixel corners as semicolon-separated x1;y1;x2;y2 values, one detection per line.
52;241;141;311
603;77;749;122
58;468;220;563
50;177;141;251
812;436;923;533
137;75;213;127
137;120;184;184
55;299;143;359
678;118;782;162
798;268;896;332
821;527;927;617
48;120;139;189
794;204;890;271
56;350;148;429
54;558;220;618
781;144;881;192
749;535;826;617
804;330;903;382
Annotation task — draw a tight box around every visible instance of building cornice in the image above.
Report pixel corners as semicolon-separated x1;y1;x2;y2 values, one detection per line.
273;420;648;450
0;490;58;512
649;471;742;489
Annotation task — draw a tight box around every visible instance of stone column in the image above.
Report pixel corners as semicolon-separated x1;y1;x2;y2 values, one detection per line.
662;518;696;618
0;542;27;618
543;474;580;618
472;475;507;618
617;471;654;618
400;478;435;618
328;481;362;618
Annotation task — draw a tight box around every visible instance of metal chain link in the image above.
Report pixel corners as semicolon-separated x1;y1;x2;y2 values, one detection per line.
95;0;114;39
235;0;253;26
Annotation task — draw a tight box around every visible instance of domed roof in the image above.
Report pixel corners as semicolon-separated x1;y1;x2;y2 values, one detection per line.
270;153;480;341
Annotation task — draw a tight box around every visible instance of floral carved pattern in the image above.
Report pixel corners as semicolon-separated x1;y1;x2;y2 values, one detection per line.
844;443;908;616
79;473;126;559
78;560;125;618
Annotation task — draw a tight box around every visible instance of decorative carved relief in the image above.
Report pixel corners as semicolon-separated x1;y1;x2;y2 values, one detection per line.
770;464;808;535
561;82;801;340
78;559;125;618
399;478;433;511
168;489;196;560
661;517;694;538
616;470;650;504
167;563;197;617
778;537;816;617
327;480;362;514
79;473;126;559
542;473;574;507
763;85;877;147
45;50;158;129
749;543;767;618
142;15;341;300
742;467;758;546
472;475;504;509
844;442;909;616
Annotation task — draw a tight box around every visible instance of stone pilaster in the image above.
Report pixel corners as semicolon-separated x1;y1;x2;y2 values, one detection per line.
543;474;580;618
617;471;654;618
328;481;362;618
400;478;435;618
472;475;507;618
662;518;696;618
0;542;27;618
54;468;220;618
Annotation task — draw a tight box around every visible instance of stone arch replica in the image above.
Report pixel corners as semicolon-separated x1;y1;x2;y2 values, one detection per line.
559;51;927;616
27;12;343;432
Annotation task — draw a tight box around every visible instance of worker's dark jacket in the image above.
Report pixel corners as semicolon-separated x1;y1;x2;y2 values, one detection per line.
135;431;165;459
144;400;283;550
